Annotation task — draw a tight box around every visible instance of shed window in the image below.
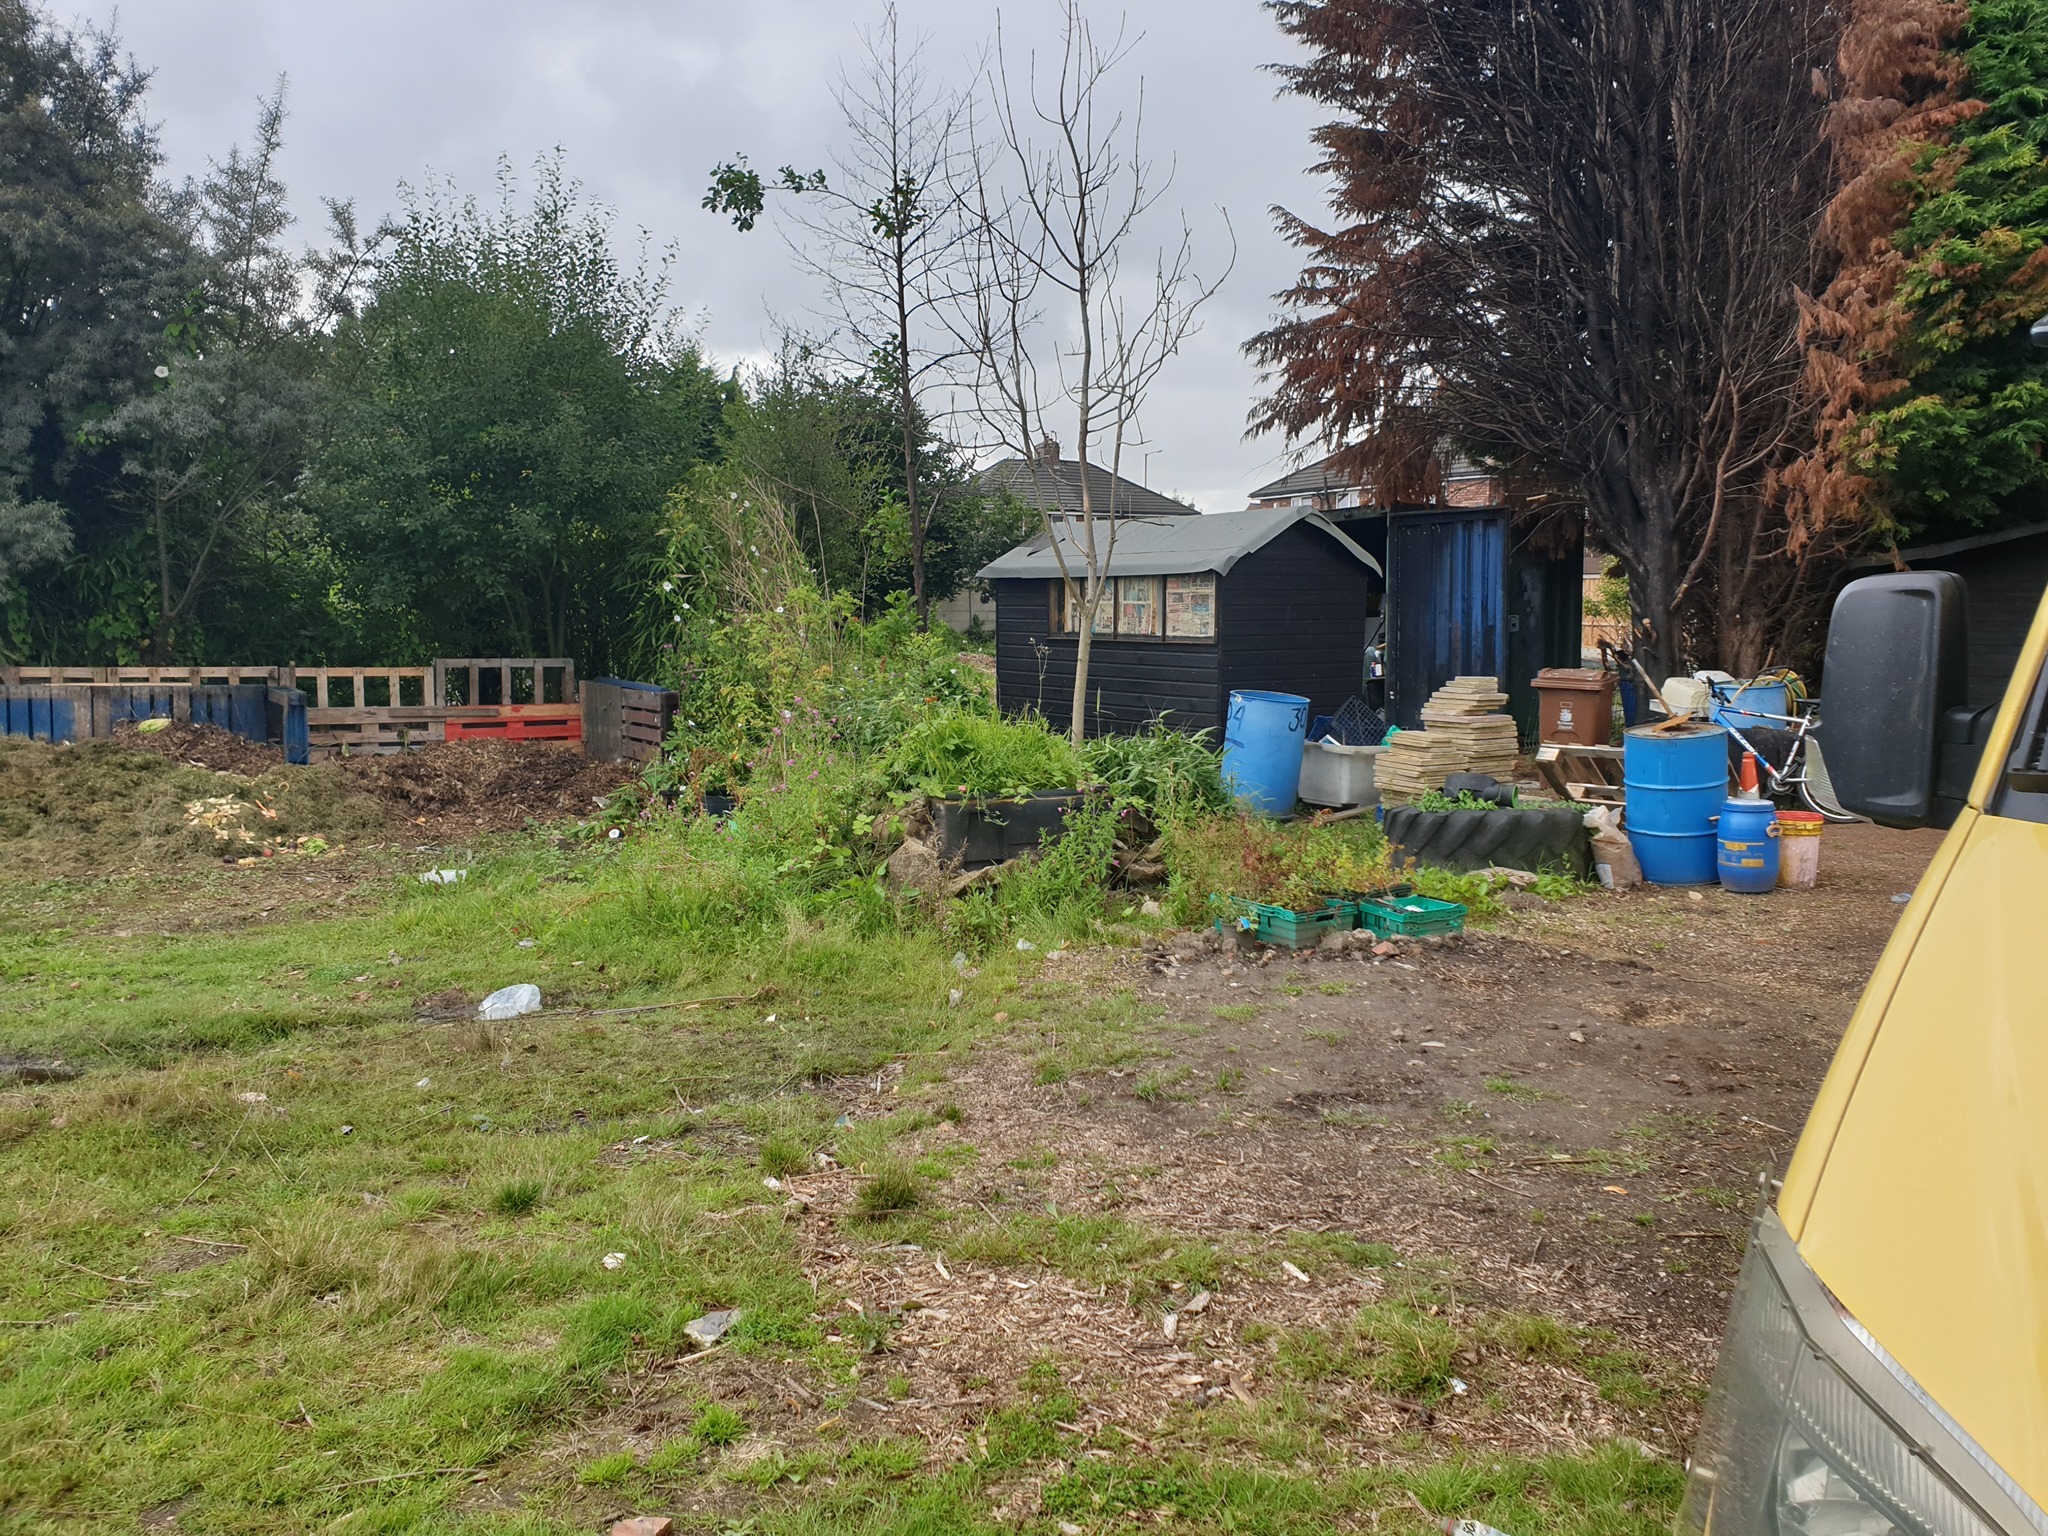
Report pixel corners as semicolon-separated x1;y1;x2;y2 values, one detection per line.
1117;576;1161;636
1053;573;1213;641
1053;582;1118;634
1165;573;1217;638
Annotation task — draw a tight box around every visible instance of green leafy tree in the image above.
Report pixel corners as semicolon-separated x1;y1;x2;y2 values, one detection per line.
308;157;729;673
712;341;1022;617
1853;0;2048;534
0;1;197;660
98;84;333;659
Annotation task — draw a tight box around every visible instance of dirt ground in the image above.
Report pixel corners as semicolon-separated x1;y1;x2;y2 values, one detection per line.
575;821;1945;1499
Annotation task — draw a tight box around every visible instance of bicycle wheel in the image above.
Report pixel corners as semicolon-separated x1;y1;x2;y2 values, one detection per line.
1797;739;1862;823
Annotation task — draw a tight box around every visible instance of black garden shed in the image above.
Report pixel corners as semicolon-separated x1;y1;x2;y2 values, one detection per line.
978;507;1383;736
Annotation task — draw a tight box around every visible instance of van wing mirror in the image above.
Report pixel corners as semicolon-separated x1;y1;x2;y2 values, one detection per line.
1822;572;1970;827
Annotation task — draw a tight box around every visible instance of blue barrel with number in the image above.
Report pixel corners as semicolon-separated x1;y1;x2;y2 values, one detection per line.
1223;690;1311;816
1624;723;1729;885
1716;797;1781;893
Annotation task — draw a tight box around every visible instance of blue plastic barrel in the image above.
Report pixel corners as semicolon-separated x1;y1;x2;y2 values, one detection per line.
1711;679;1791;734
1223;690;1311;816
1716;797;1781;893
1624;723;1729;884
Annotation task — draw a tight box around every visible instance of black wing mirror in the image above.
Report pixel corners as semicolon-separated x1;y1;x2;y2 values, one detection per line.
1822;572;1981;827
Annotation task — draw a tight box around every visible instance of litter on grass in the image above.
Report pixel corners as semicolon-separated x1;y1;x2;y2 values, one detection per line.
478;984;542;1020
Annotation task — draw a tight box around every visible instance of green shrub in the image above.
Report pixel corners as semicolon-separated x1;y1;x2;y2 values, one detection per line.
884;709;1082;799
1081;725;1230;818
1161;813;1391;920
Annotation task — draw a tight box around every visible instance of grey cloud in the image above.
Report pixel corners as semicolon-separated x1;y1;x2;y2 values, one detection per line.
102;1;1331;509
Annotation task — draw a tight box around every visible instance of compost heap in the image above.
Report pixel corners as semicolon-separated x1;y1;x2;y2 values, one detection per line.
2;729;638;871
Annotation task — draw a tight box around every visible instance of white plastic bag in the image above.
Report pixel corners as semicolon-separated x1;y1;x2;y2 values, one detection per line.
478;983;543;1020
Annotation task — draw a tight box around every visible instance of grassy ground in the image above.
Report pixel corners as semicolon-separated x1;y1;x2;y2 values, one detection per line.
0;831;1683;1535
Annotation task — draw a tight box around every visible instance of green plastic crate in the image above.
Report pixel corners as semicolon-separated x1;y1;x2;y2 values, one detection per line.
1222;896;1356;948
1355;893;1466;937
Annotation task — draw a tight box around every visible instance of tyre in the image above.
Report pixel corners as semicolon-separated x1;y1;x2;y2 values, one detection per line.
1383;806;1593;878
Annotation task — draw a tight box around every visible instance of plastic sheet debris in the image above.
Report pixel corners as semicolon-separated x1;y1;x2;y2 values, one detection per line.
418;869;467;885
684;1308;740;1347
478;984;542;1020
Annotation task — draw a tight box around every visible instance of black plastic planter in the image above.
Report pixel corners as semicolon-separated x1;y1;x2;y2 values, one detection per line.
1384;806;1591;878
930;790;1085;869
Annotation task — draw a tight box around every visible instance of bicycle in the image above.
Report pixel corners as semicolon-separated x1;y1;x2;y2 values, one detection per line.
1717;698;1861;823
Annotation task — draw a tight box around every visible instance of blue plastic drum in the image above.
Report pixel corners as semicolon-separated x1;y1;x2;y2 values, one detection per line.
1716;797;1782;893
1624;723;1730;885
1223;690;1311;817
1711;679;1791;734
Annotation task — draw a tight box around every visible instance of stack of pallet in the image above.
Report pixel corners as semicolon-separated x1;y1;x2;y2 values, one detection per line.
1377;676;1521;801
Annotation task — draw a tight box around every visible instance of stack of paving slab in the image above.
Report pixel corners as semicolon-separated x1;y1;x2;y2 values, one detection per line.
1376;677;1519;802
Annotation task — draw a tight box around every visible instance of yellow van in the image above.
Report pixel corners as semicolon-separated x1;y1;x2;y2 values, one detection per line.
1681;569;2046;1536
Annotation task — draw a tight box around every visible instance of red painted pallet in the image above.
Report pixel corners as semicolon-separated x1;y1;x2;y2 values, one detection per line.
441;706;583;743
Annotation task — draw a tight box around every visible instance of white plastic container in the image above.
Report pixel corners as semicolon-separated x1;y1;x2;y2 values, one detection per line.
1297;739;1383;808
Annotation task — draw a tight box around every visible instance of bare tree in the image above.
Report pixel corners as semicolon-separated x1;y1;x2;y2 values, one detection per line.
706;6;974;626
958;3;1230;743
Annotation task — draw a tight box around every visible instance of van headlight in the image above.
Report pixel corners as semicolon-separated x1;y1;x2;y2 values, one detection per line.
1683;1209;2045;1536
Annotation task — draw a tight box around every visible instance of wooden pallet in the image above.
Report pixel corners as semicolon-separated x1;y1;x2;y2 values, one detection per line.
1;665;284;686
1534;743;1625;803
433;657;577;708
583;678;677;762
442;705;583;743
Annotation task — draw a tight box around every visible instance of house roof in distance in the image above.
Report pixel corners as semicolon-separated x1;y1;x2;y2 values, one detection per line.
1246;450;1496;505
979;443;1198;520
978;505;1381;582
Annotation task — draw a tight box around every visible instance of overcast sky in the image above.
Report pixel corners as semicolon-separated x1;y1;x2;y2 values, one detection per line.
95;2;1335;511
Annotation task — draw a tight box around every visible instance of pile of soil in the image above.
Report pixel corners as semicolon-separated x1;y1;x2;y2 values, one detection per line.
111;719;284;777
339;740;636;836
0;737;388;874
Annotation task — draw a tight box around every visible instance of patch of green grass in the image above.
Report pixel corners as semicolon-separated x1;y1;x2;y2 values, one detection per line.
488;1176;545;1217
759;1132;813;1179
1685;1184;1751;1212
1316;980;1351;996
578;1450;638;1486
1285;1230;1399;1269
912;1209;1222;1297
1434;1135;1499;1171
1440;1097;1478;1122
1132;1066;1193;1102
1302;1026;1342;1045
1212;1004;1260;1023
1485;1076;1560;1101
1214;1065;1245;1094
693;1401;748;1447
853;1161;924;1219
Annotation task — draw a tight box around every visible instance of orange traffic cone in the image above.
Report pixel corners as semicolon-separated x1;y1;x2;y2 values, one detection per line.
1739;751;1761;798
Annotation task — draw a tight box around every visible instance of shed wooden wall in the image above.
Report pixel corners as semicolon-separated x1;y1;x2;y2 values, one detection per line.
991;579;1225;735
1218;522;1376;724
990;521;1378;738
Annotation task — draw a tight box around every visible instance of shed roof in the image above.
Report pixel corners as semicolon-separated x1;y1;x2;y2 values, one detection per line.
979;455;1198;519
977;505;1381;581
